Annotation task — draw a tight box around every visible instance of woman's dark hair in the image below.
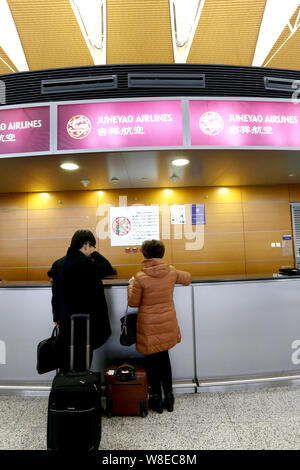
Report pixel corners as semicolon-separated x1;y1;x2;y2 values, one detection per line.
70;230;96;250
141;239;165;259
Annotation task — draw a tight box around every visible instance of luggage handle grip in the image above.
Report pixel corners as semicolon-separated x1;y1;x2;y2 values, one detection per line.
70;314;91;371
117;363;136;371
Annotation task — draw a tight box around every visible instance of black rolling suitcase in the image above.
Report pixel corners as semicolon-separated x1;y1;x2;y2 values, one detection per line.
47;314;102;451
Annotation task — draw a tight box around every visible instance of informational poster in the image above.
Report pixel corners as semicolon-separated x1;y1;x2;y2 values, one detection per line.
191;204;206;225
110;206;159;246
189;100;300;148
282;234;292;257
57;100;183;151
171;205;186;224
0;106;50;156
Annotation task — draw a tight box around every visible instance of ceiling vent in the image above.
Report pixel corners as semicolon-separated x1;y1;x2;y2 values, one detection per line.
128;73;205;88
41;75;117;94
264;76;300;92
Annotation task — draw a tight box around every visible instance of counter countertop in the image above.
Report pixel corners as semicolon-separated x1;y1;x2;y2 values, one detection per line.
1;273;300;288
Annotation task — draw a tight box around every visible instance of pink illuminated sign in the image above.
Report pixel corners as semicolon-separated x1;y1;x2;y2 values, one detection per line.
189;100;300;147
0;106;50;155
57;100;183;150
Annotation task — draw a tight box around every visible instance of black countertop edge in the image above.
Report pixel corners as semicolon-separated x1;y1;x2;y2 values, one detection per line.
1;274;300;288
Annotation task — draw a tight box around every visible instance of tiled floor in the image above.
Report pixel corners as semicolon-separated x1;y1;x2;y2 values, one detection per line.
0;385;299;450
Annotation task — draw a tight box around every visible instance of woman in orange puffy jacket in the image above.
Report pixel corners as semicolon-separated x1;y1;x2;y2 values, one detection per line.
127;239;192;413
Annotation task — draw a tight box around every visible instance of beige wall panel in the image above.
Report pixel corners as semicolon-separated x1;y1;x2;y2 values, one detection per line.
0;239;27;267
246;260;293;274
0;210;27;239
0;268;27;281
288;184;300;202
173;262;246;277
96;187;242;207
28;239;67;267
204;203;243;233
157;187;242;205
28;191;97;210
242;203;292;232
241;185;289;203
28;208;97;239
98;238;172;267
111;265;140;280
0;193;28;210
107;0;173;64
28;268;50;281
171;232;245;263
244;231;294;261
8;0;92;71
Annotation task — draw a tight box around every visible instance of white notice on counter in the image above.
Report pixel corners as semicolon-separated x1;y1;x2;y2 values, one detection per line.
110;206;159;246
171;205;186;224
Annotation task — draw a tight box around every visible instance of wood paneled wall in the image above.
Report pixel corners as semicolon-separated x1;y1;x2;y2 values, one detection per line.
0;185;297;281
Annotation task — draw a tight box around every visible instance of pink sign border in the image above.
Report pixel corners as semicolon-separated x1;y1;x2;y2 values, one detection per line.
55;98;185;153
188;97;300;150
0;104;51;158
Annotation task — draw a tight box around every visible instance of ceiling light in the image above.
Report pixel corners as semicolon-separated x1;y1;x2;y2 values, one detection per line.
0;0;29;72
171;0;202;46
289;174;294;177
172;158;190;166
70;0;106;64
111;177;119;184
169;0;205;63
60;162;79;170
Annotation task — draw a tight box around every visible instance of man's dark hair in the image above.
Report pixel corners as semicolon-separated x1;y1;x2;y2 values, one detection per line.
142;239;165;259
70;230;96;250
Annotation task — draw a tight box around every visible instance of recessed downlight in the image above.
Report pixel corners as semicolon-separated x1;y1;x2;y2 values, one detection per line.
60;162;79;170
171;158;190;166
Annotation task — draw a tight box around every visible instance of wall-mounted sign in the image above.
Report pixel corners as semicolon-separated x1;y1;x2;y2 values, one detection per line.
171;205;186;224
57;100;183;151
110;206;159;246
0;106;50;156
189;100;300;148
191;204;205;225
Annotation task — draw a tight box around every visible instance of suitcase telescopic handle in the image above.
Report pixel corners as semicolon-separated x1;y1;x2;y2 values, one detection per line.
70;314;91;372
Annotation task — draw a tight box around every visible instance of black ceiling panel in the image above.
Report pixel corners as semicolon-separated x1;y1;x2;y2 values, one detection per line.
1;63;300;106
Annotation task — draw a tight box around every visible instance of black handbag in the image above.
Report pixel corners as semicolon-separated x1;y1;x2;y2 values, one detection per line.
120;307;138;347
36;326;60;374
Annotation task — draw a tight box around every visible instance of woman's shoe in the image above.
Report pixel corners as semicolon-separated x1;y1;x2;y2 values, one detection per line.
149;393;163;414
164;392;174;412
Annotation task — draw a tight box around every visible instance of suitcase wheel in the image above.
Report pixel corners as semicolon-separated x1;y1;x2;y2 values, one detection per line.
106;398;113;418
140;399;148;418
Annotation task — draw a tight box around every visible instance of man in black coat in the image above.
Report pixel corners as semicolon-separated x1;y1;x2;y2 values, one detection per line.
48;229;116;371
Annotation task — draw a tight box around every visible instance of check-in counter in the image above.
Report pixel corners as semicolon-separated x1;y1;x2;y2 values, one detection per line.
192;276;300;388
0;275;299;393
0;280;195;392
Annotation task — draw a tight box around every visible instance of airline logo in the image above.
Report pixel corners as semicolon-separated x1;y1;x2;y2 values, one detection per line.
67;114;92;139
199;111;224;136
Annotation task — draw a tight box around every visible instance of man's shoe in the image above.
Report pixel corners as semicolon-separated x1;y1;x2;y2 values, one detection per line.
164;392;174;412
149;393;163;414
